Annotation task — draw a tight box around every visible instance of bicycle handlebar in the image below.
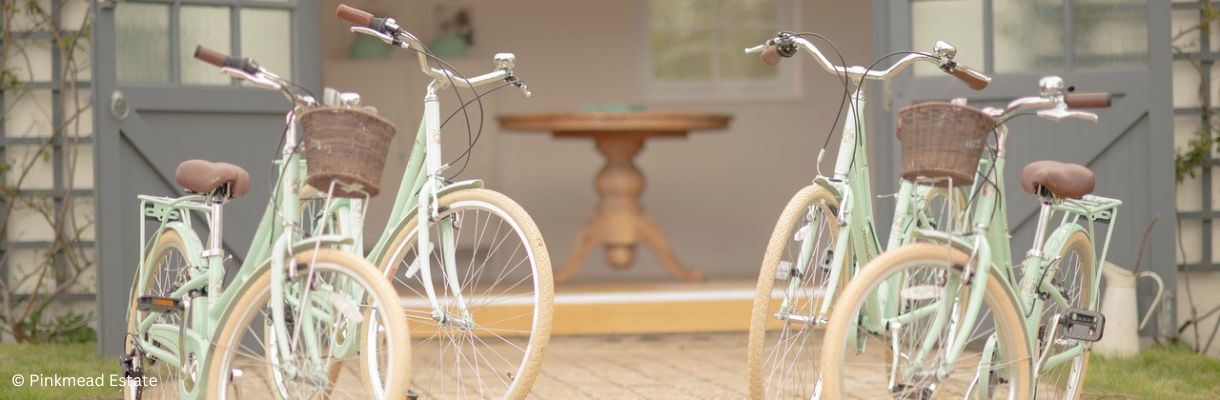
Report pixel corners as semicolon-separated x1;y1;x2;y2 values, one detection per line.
986;77;1109;123
1064;92;1111;109
335;4;531;97
193;45;260;75
191;45;315;105
336;4;374;28
746;33;991;90
946;65;990;90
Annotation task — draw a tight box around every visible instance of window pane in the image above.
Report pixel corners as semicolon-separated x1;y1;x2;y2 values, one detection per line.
649;0;713;31
181;6;232;85
651;29;712;81
719;29;779;80
719;0;776;25
1073;0;1147;69
240;8;293;80
912;0;984;76
994;0;1065;72
116;2;170;83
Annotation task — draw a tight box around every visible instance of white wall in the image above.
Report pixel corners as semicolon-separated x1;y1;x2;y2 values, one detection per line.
1171;7;1220;356
320;0;872;282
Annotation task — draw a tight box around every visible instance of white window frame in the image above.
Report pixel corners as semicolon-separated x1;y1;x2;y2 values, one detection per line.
639;0;801;102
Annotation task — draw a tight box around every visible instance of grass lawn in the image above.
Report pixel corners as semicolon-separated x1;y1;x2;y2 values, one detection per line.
0;341;119;400
1085;343;1220;399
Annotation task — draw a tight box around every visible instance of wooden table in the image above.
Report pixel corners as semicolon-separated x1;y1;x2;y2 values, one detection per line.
499;112;732;282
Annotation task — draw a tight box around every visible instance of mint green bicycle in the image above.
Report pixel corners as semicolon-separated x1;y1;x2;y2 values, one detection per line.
819;77;1116;399
742;32;990;399
294;5;553;399
121;48;411;400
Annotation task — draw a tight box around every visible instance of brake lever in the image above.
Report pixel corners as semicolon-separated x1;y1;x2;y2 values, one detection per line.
350;26;403;48
1036;106;1098;123
507;76;532;98
222;67;281;90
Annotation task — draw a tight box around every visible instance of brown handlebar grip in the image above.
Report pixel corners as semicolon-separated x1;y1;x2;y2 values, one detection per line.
336;4;374;27
194;45;229;68
948;66;990;90
761;45;781;66
1065;92;1111;109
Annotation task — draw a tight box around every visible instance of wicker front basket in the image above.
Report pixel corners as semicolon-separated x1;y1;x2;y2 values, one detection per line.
298;107;397;198
897;102;997;186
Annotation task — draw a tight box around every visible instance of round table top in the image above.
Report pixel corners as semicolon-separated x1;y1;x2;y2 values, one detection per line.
498;111;732;137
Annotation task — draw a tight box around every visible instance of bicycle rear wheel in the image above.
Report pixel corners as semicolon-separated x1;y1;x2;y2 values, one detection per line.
1034;230;1095;399
820;243;1031;399
124;230;193;399
746;185;843;399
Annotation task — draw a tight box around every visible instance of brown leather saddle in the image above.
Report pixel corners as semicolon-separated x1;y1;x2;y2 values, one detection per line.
1019;160;1094;200
175;159;251;199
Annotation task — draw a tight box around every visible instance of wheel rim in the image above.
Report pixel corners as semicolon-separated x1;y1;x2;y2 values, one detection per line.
386;199;541;398
759;200;838;399
833;258;1021;399
1034;236;1092;399
216;263;399;399
128;238;189;399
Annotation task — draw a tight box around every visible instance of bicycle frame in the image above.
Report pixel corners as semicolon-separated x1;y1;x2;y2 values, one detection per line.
774;80;948;323
870;122;1122;391
318;78;487;326
130;107;363;398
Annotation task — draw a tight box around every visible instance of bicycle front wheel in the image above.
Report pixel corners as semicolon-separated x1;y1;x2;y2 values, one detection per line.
205;248;411;400
380;188;553;399
820;243;1032;400
747;184;843;399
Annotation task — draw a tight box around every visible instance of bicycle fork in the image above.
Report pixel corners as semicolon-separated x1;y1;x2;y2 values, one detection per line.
411;93;476;330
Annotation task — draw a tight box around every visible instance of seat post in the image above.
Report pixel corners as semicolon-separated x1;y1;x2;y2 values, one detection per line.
1026;194;1055;258
202;191;225;259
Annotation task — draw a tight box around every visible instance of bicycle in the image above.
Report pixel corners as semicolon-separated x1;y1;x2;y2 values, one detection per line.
819;77;1116;399
741;32;991;399
299;5;554;399
121;47;412;399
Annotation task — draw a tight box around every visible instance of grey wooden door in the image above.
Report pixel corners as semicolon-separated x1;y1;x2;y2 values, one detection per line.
92;0;319;355
871;1;1175;335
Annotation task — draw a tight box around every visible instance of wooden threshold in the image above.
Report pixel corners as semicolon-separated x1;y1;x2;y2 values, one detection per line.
404;280;813;338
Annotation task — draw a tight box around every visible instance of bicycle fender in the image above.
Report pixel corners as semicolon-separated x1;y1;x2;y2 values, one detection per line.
369;180;484;265
1040;223;1093;308
1041;223;1089;258
812;176;844;203
910;228;1035;358
130;222;205;327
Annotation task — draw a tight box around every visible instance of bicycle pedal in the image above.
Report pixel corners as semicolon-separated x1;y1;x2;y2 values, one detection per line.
1058;308;1105;342
890;383;934;400
136;296;182;314
119;354;144;379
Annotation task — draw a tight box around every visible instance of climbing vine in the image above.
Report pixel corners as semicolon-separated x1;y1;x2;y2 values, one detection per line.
0;0;95;343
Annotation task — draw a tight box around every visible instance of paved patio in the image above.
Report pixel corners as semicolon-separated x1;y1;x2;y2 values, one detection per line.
530;332;748;399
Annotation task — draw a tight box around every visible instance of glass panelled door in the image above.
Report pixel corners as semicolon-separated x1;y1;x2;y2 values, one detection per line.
873;0;1175;334
92;0;319;355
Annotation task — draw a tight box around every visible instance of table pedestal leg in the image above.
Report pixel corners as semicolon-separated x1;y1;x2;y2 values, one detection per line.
555;134;702;283
555;216;602;283
636;215;703;281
